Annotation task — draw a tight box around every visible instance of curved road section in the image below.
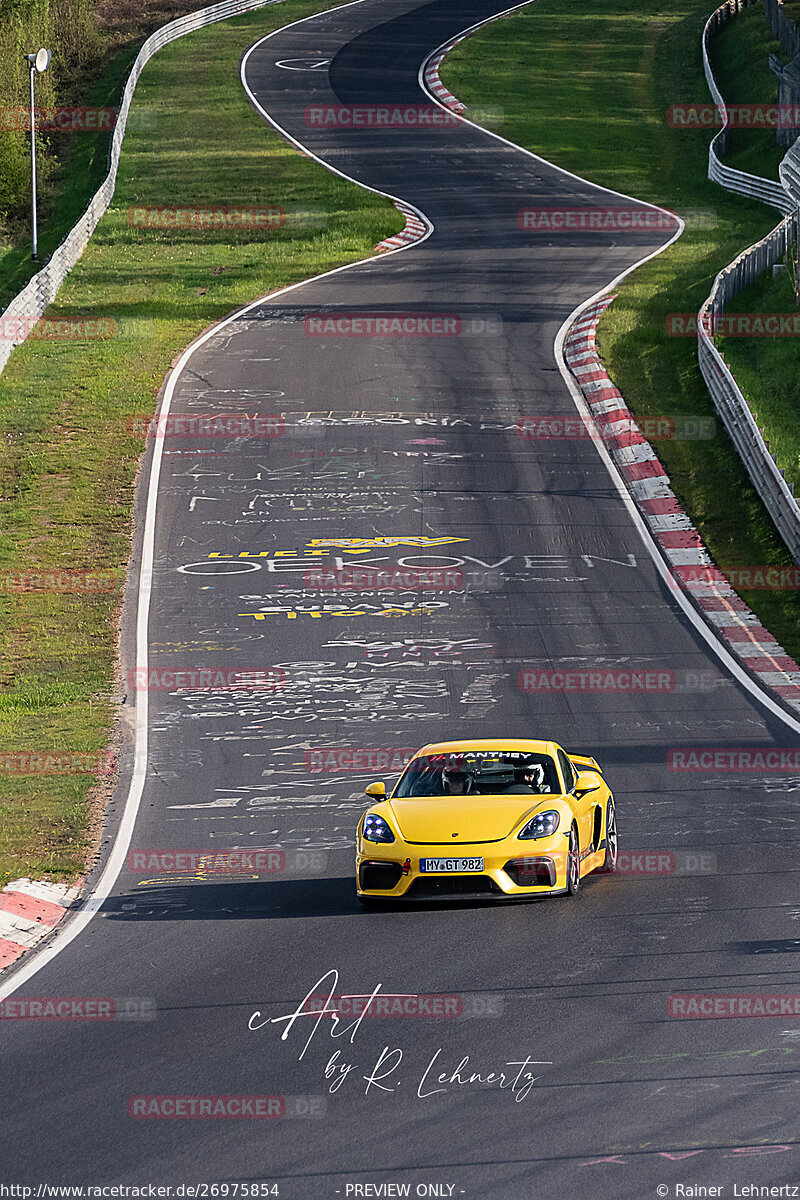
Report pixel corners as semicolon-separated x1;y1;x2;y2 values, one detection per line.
3;0;800;1194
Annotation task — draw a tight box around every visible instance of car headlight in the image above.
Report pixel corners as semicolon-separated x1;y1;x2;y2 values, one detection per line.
362;813;395;843
518;810;560;840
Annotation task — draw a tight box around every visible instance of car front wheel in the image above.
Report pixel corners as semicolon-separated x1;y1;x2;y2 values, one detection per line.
599;800;618;873
565;824;580;896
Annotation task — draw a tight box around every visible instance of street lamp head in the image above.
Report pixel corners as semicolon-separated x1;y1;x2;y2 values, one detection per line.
24;49;51;72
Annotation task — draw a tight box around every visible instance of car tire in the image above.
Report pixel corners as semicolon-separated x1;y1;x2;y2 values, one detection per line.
599;800;618;873
565;824;581;897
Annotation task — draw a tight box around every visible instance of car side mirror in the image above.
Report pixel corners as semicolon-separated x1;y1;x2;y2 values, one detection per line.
574;770;602;795
364;781;386;798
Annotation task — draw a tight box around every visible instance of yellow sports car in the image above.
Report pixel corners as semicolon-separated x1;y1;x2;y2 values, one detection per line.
356;739;617;903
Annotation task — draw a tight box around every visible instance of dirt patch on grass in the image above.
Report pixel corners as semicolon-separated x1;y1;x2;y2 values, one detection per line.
93;0;229;53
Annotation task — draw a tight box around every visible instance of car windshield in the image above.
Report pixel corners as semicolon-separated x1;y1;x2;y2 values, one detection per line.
394;750;560;798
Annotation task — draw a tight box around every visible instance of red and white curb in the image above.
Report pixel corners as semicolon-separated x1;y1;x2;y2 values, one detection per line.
423;38;468;114
375;201;428;252
0;878;79;971
564;296;800;712
380;27;471;251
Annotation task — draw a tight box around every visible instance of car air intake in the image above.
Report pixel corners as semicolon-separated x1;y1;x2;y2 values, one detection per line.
405;876;502;898
504;857;556;887
360;862;403;891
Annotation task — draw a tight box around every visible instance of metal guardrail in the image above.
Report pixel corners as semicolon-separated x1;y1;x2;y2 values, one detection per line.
780;131;800;203
698;212;800;561
698;0;800;562
5;0;800;564
0;0;280;376
763;0;800;60
703;0;795;213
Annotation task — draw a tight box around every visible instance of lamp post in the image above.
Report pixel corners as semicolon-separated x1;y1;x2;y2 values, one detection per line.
23;48;51;262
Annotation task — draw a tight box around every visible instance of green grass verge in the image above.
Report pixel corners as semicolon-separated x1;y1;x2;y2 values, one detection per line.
441;0;800;662
0;0;404;887
704;9;800;534
709;5;787;179
0;44;137;312
778;0;800;26
718;267;800;492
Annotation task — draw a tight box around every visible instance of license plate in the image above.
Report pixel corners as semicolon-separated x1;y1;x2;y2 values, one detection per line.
420;857;485;873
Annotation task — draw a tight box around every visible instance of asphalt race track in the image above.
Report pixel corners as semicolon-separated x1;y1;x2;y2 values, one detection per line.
3;0;800;1195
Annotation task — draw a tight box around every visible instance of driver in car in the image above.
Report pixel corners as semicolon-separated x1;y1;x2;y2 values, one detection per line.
442;767;470;795
501;760;547;794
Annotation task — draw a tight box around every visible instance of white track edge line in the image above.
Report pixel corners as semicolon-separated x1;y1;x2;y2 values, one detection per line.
8;0;799;1000
556;308;800;738
0;0;434;1002
420;1;800;736
418;1;687;212
241;2;433;244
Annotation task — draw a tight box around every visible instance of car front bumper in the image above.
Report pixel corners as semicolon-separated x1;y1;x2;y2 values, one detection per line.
356;832;574;900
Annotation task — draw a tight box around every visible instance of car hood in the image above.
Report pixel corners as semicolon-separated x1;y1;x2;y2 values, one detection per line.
387;795;553;844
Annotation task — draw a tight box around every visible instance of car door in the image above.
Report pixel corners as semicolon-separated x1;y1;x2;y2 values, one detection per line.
556;747;594;861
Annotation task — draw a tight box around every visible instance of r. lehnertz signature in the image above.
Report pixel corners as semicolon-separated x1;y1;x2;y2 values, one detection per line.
248;969;551;1102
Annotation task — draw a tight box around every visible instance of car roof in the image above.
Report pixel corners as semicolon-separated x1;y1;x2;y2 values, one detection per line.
413;739;557;756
